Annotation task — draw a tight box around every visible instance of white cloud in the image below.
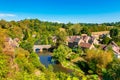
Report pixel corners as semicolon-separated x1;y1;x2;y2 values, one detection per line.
0;13;16;17
42;19;62;23
51;20;62;23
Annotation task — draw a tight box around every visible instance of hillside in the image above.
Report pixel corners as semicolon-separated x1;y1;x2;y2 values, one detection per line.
0;19;120;80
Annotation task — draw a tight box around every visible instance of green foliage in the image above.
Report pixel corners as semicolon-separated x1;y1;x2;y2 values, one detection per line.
29;53;46;71
103;59;120;80
69;24;82;35
20;41;33;53
86;74;99;80
0;54;9;79
111;36;120;46
56;31;67;46
23;30;29;40
72;47;83;54
110;28;119;38
56;72;72;80
15;57;35;73
85;49;113;74
101;36;111;44
53;45;72;62
29;53;40;68
0;19;120;80
81;27;91;35
10;71;41;80
69;54;80;60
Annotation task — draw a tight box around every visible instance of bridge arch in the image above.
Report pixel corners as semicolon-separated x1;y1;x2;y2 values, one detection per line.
33;45;51;53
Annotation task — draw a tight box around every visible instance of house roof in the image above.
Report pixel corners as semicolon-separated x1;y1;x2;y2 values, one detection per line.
14;38;20;42
5;37;12;42
83;36;89;41
112;46;120;55
74;38;81;42
79;42;92;48
101;41;120;55
111;41;118;47
68;36;80;42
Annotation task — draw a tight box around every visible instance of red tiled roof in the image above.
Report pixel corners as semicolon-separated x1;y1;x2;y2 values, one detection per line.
82;36;89;42
5;37;11;42
79;42;91;48
68;36;80;42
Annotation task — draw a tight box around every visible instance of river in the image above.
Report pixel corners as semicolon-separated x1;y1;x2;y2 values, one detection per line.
37;51;73;73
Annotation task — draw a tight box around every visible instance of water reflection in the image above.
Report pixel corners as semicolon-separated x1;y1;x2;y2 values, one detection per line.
38;51;73;73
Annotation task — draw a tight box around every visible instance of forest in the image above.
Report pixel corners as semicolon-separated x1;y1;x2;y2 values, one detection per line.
0;19;120;80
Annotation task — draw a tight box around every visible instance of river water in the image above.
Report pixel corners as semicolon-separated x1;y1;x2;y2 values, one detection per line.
37;51;73;73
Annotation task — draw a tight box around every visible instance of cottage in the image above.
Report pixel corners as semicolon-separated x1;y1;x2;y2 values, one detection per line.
110;41;120;58
81;35;90;43
88;36;99;45
79;42;94;49
3;37;19;57
67;35;98;48
112;46;120;58
101;41;120;58
67;36;81;48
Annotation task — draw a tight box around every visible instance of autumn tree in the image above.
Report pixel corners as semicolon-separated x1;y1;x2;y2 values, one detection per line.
85;49;113;74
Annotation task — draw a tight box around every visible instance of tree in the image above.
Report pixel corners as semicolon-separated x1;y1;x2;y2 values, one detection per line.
20;41;33;53
101;36;111;44
71;24;81;35
0;53;10;78
81;27;91;35
103;59;120;80
110;28;119;38
56;31;67;46
0;28;8;52
29;52;45;70
53;45;72;62
85;49;113;75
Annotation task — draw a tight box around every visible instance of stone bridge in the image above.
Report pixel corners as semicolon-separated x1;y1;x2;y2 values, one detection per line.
33;45;51;52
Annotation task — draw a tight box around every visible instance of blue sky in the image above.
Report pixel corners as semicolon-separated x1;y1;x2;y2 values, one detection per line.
0;0;120;23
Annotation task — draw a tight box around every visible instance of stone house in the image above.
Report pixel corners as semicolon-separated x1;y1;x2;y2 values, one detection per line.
67;36;81;48
101;41;120;58
3;37;19;57
79;42;95;49
67;35;98;49
110;41;120;58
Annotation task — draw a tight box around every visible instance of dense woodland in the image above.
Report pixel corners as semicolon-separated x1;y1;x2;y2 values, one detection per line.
0;19;120;80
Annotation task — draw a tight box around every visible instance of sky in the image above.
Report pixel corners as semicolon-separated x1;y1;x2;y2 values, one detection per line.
0;0;120;23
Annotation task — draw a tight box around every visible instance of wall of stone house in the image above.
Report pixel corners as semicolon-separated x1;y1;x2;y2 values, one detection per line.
89;44;95;50
93;39;99;45
68;42;74;48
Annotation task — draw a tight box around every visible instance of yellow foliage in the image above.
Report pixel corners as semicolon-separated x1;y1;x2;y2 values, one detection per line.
0;28;8;52
15;48;29;58
85;49;113;68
